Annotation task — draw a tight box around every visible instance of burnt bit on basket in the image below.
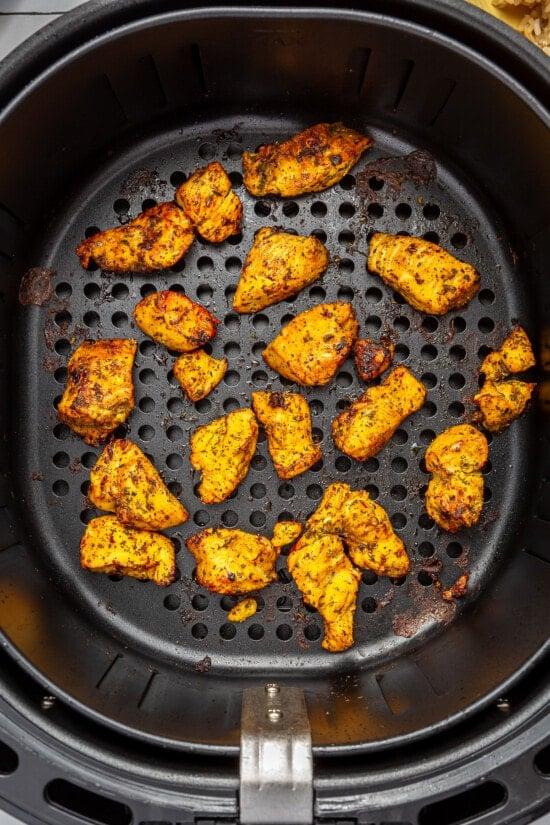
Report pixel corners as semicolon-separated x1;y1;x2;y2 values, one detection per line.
194;655;212;673
19;267;55;306
357;149;436;200
441;573;469;601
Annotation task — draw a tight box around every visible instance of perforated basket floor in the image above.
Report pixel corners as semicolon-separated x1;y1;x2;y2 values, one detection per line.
14;115;533;676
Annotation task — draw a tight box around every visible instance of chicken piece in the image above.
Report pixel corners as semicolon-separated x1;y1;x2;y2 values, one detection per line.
227;597;258;622
368;233;480;315
263;302;358;386
134;290;219;352
271;520;303;550
425;424;488;532
186;527;278;595
332;365;426;462
354;336;395;382
175;161;242;243
479;326;536;382
76;203;194;272
242;122;372;197
89;439;188;530
80;515;176;586
173;349;227;402
441;573;469;602
233;228;329;313
288;533;360;653
304;482;410;577
190;408;258;504
57;339;137;445
251;391;321;479
474;379;536;433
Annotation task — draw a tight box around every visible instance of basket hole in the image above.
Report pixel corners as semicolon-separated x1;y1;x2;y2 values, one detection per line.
423;231;439;244
304;623;321;641
391;457;407;473
365;315;382;333
340;174;355;190
395;343;410;361
362;570;378;585
221;510;238;527
139;368;156;385
276;624;293;641
453;316;467;333
392;512;407;529
192;509;209;527
220;623;236;640
423;203;440;220
391;575;406;587
478;288;495;305
361;596;377;613
534;743;550;776
391;485;407;501
451;232;468;249
446;541;463;558
339;202;356;218
422;316;438;333
421;344;438;361
312;427;323;443
229;171;243;187
223;342;240;359
366;484;379;500
449;373;465;389
192;594;208;611
166;453;182;470
45;779;132;825
227;232;243;246
195;398;212;414
420;429;435;444
191;623;208;639
367;202;383;218
369;176;384;191
164;594;180;611
53;424;70;440
449;401;465;417
365;286;383;303
251;483;266;499
312;229;327;243
140;283;156;298
281;201;298;218
393;428;408;445
419;513;435;530
167;397;183;414
52;480;69;497
84;226;100;239
423;401;437;418
418;571;433;586
80;509;95;524
277;596;293;613
112;311;128;328
252;454;267;470
250;511;266;527
252;370;268;385
113;198;130;216
198;142;216;160
55;282;72;298
252;313;269;331
309;286;327;301
81;452;97;469
223;370;239;386
309;399;324;417
142;198;157;211
395;203;412;220
306;484;323;501
364;457;379;473
54;367;67;384
393;315;410;332
335;456;352;473
478;317;495;334
450;345;466;362
55;310;72;328
421;372;437;389
339;230;355;245
170;171;186;187
248;624;264;640
418;541;435;558
83;311;99;328
254;200;271;217
392;289;407;305
137;425;155;442
336;371;353;388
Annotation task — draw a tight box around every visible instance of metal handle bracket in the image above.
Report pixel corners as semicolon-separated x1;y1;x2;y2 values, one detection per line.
240;684;313;825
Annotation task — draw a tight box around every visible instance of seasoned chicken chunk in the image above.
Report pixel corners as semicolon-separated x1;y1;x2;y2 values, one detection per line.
186;527;278;595
288;533;360;653
474;326;536;432
89;439;188;530
134;290;219;352
332;365;426;461
304;482;410;577
474;379;535;432
271;520;303;549
242;122;372;197
190;408;258;503
425;424;488;532
76;203;194;272
175;161;242;243
173;349;227;401
57;339;137;445
368;233;480;315
252;391;321;479
233;228;329;313
479;326;536;382
263;302;358;386
227;597;258;622
80;515;176;586
354;336;394;382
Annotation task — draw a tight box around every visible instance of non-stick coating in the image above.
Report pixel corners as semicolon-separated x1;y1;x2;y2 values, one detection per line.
17;116;532;674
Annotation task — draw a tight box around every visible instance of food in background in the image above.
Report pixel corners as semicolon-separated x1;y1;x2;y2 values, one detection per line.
175;161;242;243
134;290;219;352
173;349;227;401
252;391;322;479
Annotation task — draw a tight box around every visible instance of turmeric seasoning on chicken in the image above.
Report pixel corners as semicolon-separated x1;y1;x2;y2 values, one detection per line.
425;425;489;532
57;339;137;445
368;233;480;315
186;528;278;595
251;391;321;479
76;203;194;272
243;122;373;197
332;365;426;461
354;336;395;382
173;349;227;402
263;302;358;386
474;326;536;432
80;515;176;586
233;227;329;313
89;439;188;530
134;290;219;352
190;408;259;504
175;161;242;243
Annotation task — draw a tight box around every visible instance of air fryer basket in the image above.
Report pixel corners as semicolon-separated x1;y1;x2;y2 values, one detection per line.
0;1;548;823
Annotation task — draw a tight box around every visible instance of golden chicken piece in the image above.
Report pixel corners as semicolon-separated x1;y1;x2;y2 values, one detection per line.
251;391;321;479
332;365;426;462
133;290;219;352
242;122;373;197
76;203;194;272
233;228;329;313
190;408;259;504
175;161;242;243
271;520;303;549
354;336;395;382
263;302;358;386
304;482;410;577
288;533;361;653
425;424;488;532
479;326;536;382
80;515;176;586
173;349;227;402
57;339;137;446
227;597;258;622
186;527;278;595
89;439;188;530
474;326;536;432
474;379;536;433
368;233;480;315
